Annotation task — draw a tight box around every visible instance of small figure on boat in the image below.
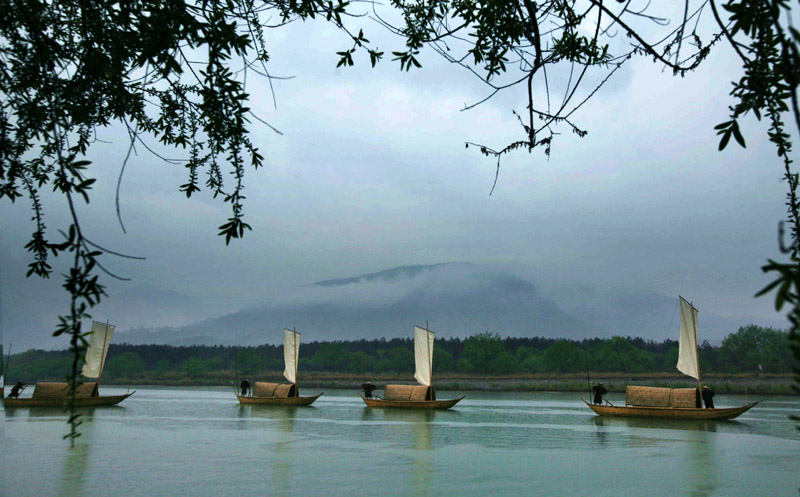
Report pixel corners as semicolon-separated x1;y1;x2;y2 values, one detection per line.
240;379;251;397
702;386;715;408
362;382;376;399
7;380;26;399
592;383;607;405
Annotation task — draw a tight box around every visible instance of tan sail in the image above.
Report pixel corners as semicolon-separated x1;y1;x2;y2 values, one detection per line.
81;321;115;379
283;328;300;385
413;325;434;387
676;297;700;380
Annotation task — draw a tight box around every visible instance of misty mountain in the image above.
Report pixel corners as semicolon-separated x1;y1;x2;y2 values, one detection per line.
117;263;598;345
115;263;767;346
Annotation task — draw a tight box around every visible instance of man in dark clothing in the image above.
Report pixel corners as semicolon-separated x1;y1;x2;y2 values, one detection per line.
7;380;25;399
591;383;607;405
240;379;251;397
702;386;715;408
362;382;376;399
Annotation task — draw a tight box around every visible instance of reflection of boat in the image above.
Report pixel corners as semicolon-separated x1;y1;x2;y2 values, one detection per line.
235;328;322;406
585;297;757;420
361;325;464;409
4;321;133;408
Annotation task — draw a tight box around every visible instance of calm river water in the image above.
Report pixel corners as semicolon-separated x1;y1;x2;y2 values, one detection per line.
1;387;798;496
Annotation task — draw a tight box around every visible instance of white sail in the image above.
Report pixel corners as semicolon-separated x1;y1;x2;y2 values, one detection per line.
81;321;115;379
283;328;300;384
676;297;700;380
413;325;434;387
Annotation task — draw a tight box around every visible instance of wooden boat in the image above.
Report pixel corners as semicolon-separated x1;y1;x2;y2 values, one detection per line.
3;321;133;408
585;297;756;420
361;325;463;409
236;328;322;406
361;394;463;409
4;391;134;408
236;392;322;406
582;398;758;420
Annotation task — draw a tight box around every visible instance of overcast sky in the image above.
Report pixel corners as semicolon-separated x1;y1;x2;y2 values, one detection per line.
0;4;793;350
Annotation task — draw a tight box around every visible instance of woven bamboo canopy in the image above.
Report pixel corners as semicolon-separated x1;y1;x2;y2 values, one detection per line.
383;384;435;402
626;386;698;408
252;382;297;398
32;382;98;399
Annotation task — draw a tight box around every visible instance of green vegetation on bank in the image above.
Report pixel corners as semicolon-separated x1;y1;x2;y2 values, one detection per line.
6;326;794;387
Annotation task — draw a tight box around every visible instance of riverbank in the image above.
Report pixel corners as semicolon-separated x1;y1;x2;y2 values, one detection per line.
94;372;796;395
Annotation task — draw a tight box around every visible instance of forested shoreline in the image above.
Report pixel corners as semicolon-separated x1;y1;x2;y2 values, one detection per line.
6;326;793;390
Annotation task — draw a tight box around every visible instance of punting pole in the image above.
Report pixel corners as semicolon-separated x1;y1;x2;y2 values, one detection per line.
426;321;432;383
293;327;298;388
584;348;592;400
234;359;239;391
4;342;12;380
2;343;11;395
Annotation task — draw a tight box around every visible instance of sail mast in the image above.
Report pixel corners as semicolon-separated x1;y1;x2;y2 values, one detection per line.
98;320;111;382
426;321;432;385
691;301;703;394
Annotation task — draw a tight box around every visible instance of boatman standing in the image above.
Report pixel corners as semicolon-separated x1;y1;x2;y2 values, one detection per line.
702;385;715;408
7;380;25;399
592;383;607;405
362;382;376;399
240;379;251;397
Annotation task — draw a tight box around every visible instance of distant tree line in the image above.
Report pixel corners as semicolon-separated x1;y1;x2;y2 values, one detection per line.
6;325;795;382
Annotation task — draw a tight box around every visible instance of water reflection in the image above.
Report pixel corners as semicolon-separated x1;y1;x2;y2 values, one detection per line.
686;428;718;497
236;404;300;429
3;389;797;497
590;416;609;447
59;411;95;496
3;405;104;420
369;409;437;496
235;404;300;494
409;413;433;497
271;410;296;497
592;415;724;433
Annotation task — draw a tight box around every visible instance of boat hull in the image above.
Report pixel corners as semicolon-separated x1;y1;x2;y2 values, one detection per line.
236;392;322;406
360;394;464;409
583;399;757;420
3;392;134;408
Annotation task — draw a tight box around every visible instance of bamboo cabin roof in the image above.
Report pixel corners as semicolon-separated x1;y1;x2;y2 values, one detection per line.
670;388;698;408
383;384;434;402
626;386;698;408
252;382;297;398
32;382;98;399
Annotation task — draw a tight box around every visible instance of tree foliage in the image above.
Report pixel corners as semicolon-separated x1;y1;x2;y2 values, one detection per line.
719;324;793;372
0;0;380;444
10;327;795;381
3;0;800;440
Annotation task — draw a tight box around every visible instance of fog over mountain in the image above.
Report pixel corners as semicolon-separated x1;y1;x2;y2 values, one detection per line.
114;263;780;346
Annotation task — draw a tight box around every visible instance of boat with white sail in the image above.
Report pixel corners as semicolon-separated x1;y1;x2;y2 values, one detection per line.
584;297;758;420
235;328;322;406
361;325;464;409
3;321;133;407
